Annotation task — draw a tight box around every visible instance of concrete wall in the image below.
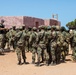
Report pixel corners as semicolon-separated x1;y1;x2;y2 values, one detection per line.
0;16;23;28
50;19;59;26
44;19;50;26
44;19;60;26
0;16;61;28
23;16;44;28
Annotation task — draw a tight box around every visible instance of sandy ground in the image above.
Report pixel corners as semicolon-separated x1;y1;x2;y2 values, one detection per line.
0;50;76;75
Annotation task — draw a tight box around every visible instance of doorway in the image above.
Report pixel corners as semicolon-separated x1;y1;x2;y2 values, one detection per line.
35;22;39;28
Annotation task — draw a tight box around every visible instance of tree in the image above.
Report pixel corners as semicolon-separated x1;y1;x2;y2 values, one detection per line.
66;19;76;28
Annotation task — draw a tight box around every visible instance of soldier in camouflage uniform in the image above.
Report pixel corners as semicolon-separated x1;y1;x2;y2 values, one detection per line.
59;27;67;62
0;20;8;54
15;26;27;65
65;30;70;55
50;26;57;65
45;26;52;64
29;27;38;64
56;26;61;64
72;30;76;61
9;26;16;51
26;27;32;52
36;25;49;66
6;29;10;50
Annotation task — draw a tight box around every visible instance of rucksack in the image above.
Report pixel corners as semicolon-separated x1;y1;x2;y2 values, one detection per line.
16;31;24;47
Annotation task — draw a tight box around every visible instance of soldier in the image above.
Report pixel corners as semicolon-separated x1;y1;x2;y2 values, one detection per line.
29;27;38;64
45;26;52;64
72;29;76;61
59;27;67;62
6;29;10;50
9;26;16;51
50;26;57;65
36;25;49;66
56;26;61;64
26;27;32;52
65;30;70;55
15;26;27;65
0;19;8;54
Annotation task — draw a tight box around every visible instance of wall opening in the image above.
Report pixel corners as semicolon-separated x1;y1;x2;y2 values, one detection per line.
35;22;39;28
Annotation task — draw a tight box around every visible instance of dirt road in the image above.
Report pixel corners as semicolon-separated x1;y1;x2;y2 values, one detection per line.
0;50;76;75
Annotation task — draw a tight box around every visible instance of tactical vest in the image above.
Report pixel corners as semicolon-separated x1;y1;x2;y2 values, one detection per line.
39;31;45;44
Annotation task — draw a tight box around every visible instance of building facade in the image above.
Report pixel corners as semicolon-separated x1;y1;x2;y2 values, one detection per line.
0;16;61;28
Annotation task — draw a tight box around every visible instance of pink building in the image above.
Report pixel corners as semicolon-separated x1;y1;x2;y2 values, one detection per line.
0;16;61;28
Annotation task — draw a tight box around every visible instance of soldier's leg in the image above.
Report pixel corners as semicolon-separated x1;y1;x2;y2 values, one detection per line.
16;47;22;65
41;49;45;63
9;39;12;50
12;41;16;52
44;49;49;66
47;46;52;64
25;41;29;52
2;40;6;49
63;46;67;62
65;45;69;56
72;46;76;61
32;48;36;64
1;34;6;49
21;47;26;64
36;47;42;66
7;40;10;49
61;49;66;62
51;47;56;65
56;47;61;64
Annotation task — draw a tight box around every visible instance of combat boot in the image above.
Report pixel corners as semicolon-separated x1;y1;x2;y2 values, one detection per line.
23;59;27;64
53;61;56;65
35;62;40;67
51;61;56;66
18;60;22;65
46;61;49;66
31;61;35;64
51;61;53;66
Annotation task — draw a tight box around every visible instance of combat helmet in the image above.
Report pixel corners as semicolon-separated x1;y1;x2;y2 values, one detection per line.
51;25;56;30
47;25;51;30
32;27;37;31
55;26;60;31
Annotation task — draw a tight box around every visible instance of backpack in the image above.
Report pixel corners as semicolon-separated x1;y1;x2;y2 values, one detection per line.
39;31;45;41
16;31;24;47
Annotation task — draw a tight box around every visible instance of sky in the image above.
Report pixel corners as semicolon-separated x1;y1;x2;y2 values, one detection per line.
0;0;76;28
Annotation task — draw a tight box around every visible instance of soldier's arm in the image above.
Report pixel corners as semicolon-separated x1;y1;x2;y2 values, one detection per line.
0;28;8;30
29;34;33;44
36;33;40;44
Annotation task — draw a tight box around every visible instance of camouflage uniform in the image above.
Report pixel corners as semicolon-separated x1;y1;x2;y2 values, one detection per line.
65;31;70;55
62;31;68;62
45;26;52;64
0;20;7;54
15;27;27;65
29;27;38;64
36;26;49;66
6;29;10;49
25;27;32;52
72;30;76;61
58;27;67;62
9;26;16;51
50;26;57;65
56;30;61;64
